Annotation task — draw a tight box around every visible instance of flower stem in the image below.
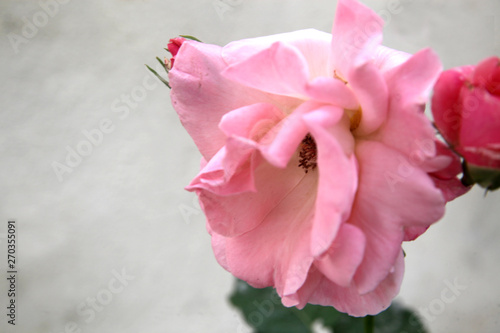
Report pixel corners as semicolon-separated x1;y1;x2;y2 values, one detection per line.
364;315;374;333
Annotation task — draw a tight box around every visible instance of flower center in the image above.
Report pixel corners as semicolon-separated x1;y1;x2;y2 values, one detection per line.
298;134;317;173
334;70;362;131
346;107;362;131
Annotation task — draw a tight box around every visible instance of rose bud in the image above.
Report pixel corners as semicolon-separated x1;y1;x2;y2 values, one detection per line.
432;56;500;190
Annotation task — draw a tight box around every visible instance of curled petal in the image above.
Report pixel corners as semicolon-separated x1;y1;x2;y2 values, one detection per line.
223;41;360;110
373;45;411;72
368;50;443;162
194;154;313;238
291;250;405;317
331;0;384;77
302;107;357;256
431;66;474;145
219;103;285;139
258;101;322;168
351;141;444;294
222;29;333;78
223;41;311;99
385;48;442;108
457;88;500;168
314;223;366;287
349;62;388;136
170;41;295;160
222;162;318;292
306;77;359;109
187;144;256;196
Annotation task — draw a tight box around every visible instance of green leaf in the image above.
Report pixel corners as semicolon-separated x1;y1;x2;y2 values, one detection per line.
372;302;427;333
156;56;169;74
145;64;170;89
229;279;316;333
179;34;203;42
463;162;500;191
229;279;428;333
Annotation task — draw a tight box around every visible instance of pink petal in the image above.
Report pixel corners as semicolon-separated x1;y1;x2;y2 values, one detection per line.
306;77;359;109
222;160;319;292
429;141;463;180
222;29;333;79
427;141;470;202
403;226;429;242
457;88;500;168
281;267;323;308
223;41;359;110
193;155;313;238
258;101;321;168
385;48;442;108
472;56;500;96
432;177;470;203
223;41;310;99
369;104;437;166
187;144;256;196
219;103;285;139
349;62;388;136
331;0;383;78
295;250;405;316
188;103;287;196
169;41;292;161
373;45;411;72
314;223;366;287
302;107;358;256
431;66;474;145
368;50;443;161
351;141;445;294
210;230;230;271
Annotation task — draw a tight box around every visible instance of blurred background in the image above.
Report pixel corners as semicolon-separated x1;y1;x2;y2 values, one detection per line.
0;0;499;332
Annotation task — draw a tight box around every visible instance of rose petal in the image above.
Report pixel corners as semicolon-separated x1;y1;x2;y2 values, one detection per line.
258;101;322;168
170;41;295;160
302;107;358;256
187;144;256;196
306;77;359;109
219;103;285;139
292;250;405;316
331;0;383;77
223;41;311;99
222;29;333;79
223;40;359;110
314;223;366;287
369;50;443;161
222;160;318;292
351;141;445;294
385;48;442;108
457;88;500;168
349;62;388;136
373;45;411;72
403;226;429;242
194;154;313;238
210;231;229;271
472;56;500;97
431;66;474;145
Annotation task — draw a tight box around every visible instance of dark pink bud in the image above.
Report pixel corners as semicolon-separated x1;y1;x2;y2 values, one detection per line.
167;37;187;69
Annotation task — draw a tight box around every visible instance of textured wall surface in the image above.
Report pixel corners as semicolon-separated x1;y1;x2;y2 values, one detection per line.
0;0;499;332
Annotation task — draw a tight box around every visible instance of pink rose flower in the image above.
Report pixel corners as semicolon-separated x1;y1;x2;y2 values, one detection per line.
169;0;466;316
432;56;500;189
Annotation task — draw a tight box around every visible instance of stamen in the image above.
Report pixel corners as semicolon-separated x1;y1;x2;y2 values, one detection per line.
346;107;362;131
334;70;348;84
298;134;317;173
